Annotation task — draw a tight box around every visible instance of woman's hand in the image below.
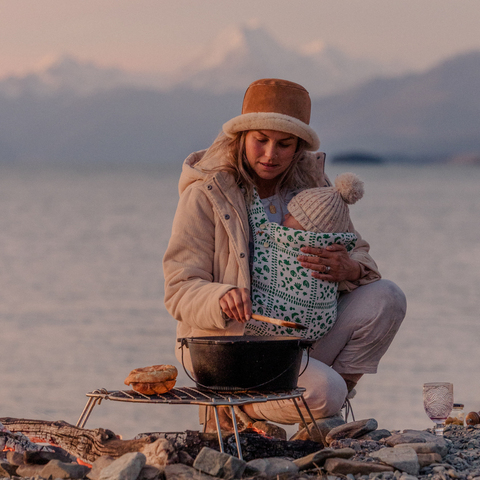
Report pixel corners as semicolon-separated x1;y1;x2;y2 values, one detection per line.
219;288;252;324
298;244;362;283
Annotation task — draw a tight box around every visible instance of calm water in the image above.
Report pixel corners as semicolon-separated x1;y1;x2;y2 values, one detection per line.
1;162;479;439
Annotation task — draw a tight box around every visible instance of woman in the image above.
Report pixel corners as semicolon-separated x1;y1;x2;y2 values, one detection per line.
163;78;406;431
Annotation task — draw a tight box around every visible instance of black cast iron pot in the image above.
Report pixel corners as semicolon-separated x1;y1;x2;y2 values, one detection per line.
178;336;315;392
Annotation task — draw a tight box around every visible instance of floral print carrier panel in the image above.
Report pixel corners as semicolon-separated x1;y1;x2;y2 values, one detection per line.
245;188;357;340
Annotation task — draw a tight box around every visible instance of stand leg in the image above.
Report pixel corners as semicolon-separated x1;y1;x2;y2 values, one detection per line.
76;397;99;428
213;407;225;453
229;405;243;460
293;396;326;446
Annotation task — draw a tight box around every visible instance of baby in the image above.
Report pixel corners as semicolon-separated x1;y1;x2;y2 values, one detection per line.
245;172;364;340
283;172;364;233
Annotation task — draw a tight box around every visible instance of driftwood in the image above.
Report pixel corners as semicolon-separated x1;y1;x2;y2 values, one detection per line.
0;418;155;463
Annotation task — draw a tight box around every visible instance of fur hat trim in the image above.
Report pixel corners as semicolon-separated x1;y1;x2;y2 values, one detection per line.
222;112;320;151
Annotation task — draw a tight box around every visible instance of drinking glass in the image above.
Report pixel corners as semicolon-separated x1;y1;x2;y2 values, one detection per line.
423;382;454;436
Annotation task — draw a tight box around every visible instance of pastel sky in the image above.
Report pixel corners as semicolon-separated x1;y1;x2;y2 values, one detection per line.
2;0;480;77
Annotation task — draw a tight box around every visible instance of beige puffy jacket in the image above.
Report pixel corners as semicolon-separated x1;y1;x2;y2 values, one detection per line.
163;150;381;366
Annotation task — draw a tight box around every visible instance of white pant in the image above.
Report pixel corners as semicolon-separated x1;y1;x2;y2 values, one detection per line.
243;279;407;424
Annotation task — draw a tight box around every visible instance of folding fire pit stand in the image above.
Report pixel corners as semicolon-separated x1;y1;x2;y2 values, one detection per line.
76;387;322;460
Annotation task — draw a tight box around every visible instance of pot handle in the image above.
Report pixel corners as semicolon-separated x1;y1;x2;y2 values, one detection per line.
179;339;202;385
298;343;312;378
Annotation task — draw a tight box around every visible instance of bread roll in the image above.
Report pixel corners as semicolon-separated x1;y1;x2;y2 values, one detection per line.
129;380;177;395
124;365;178;395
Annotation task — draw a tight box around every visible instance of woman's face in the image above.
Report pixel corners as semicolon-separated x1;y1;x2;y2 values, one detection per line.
244;130;298;185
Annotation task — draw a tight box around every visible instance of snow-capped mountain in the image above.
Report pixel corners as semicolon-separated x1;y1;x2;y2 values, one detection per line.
0;23;399;99
171;23;399;97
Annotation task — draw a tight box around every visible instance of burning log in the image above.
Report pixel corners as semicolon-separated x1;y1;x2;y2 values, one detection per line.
1;420;53;454
0;418;155;463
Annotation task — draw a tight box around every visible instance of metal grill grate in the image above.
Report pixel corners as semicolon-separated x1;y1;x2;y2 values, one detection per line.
82;386;306;405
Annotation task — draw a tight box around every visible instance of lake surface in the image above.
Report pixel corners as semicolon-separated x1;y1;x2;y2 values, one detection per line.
1;162;479;439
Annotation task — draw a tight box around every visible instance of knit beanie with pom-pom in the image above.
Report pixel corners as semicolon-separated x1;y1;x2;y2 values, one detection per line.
287;172;364;233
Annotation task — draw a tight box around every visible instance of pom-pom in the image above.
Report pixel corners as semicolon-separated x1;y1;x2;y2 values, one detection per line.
334;172;364;205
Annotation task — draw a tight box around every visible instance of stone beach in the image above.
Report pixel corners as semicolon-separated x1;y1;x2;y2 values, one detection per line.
2;418;480;480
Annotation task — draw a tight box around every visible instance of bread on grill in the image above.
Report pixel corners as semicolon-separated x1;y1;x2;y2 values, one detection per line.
124;365;178;395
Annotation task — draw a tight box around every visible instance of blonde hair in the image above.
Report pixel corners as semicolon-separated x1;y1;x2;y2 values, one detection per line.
199;131;322;203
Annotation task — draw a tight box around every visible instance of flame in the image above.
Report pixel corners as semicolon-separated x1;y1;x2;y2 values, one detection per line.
243;422;272;438
76;458;92;468
2;446;15;452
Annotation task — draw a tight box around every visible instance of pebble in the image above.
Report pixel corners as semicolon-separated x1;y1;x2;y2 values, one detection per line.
326;418;378;445
246;457;299;477
193;446;246;479
369;446;420;476
99;452;146;480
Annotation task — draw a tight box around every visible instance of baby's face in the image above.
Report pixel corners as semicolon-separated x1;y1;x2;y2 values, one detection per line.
283;213;305;231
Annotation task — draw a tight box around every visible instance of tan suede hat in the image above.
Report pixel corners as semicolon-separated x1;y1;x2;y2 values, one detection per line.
287;173;364;233
222;78;320;151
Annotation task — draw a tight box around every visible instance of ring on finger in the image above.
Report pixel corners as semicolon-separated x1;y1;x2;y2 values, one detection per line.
324;265;331;273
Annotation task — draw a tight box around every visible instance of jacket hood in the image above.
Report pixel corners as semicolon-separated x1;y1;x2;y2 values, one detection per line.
178;149;239;195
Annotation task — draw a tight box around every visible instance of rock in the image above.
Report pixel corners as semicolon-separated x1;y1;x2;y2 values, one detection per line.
177;451;194;467
245;457;299;477
394;441;448;457
142;439;178;469
139;465;163;480
252;421;287;440
324;457;394;475
360;429;392;441
447;468;461;478
399;475;419;480
88;456;116;480
99;452;146;480
24;448;75;464
326;418;378;444
369;446;420;476
290;415;345;443
193;447;246;479
418;453;443;467
164;463;212;480
293;447;356;470
0;461;18;477
6;451;24;465
40;459;91;479
386;430;447;449
16;463;46;477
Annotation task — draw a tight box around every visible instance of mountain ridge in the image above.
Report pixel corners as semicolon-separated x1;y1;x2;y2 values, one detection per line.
0;48;479;164
0;23;399;99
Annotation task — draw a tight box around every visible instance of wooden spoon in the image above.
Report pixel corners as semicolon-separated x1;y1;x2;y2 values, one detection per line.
251;313;307;331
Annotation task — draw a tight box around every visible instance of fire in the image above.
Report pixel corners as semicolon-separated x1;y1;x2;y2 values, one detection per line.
244;422;272;438
76;458;92;468
2;446;15;452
